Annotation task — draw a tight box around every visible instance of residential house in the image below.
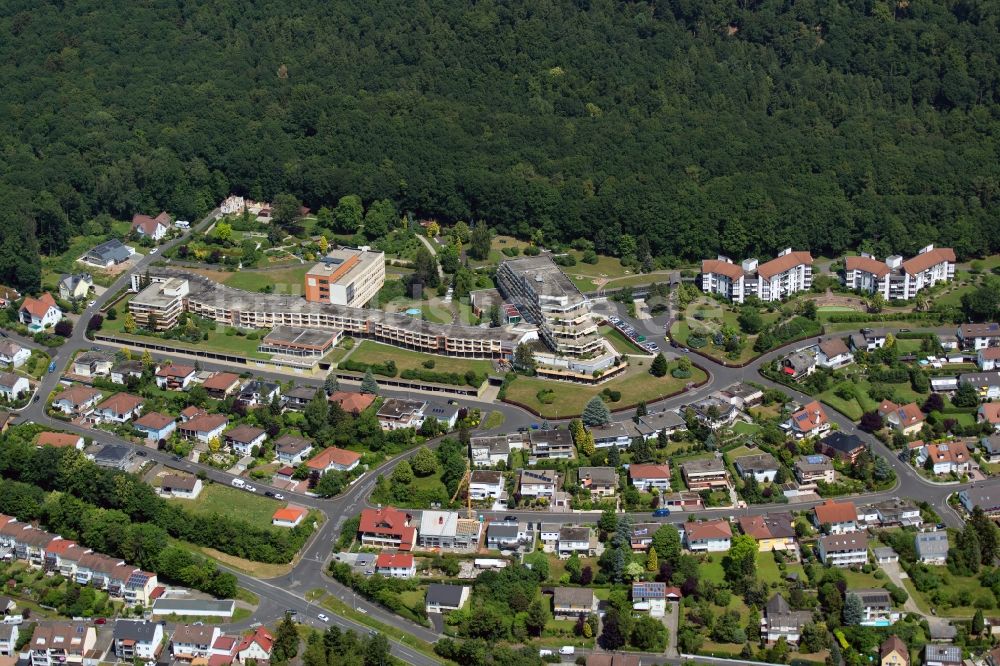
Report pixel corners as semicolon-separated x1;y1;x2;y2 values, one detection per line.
0;623;18;657
957;322;1000;351
469;470;504;500
733;452;780;483
133;411;176;442
552;587;598;619
424;403;460;430
113;620;164;661
92;444;135;470
683;520;732;552
557;526;596;558
980;404;1000;432
224;424;267;457
171;625;222;660
629;464;672;492
28;623;96;666
0;410;10;433
236;627;273;664
0;285;20;309
528;429;576;463
519;468;560;498
818;533;869;567
419;511;482;550
738;513;797;552
328;391;376;415
915;531;950;565
818;432;867;463
978;347;1000;371
178;413;228;443
132;212;171;240
282;386;317;410
882;401;925;436
850;331;888;352
585;656;642;666
181;407;206;423
272;506;308;528
632;581;667;618
84;238;133;267
959;487;1000;515
425;584;470;613
358;507;417;550
36;432;84;450
160;474;203;500
923;645;961;666
577;467;618;498
848;588;899;626
880;636;909;666
661;491;704;511
376;398;426;431
91;392;144;424
306;446;361;474
874;499;921;526
375;552;415;579
720;382;765;409
486;522;528;549
962;372;1000;400
813;500;859;534
762;593;811;645
788;401;830;438
817;337;854;369
201;372;243;399
680;458;730;491
684;396;739;428
0;373;29;402
19;293;62;330
917;441;972;475
629;523;662;551
981;435;1000;463
155;363;196;390
632;410;686;440
0;340;30;368
795;454;835;485
71;350;114;377
236;380;281;408
589;422;631;449
781;351;817;379
110;360;145;385
274;434;313;465
58;273;93;301
469;433;521;467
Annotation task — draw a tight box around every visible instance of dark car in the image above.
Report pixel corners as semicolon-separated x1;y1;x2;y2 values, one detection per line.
172;455;182;462
264;491;275;498
136;450;147;457
652;508;671;517
504;516;518;523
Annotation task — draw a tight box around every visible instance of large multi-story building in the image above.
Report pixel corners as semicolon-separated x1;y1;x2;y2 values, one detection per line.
495;256;603;357
304;248;385;307
133;269;529;359
701;248;813;303
844;245;955;301
128;276;189;330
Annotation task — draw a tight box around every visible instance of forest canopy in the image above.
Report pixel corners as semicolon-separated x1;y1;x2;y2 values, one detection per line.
0;0;998;291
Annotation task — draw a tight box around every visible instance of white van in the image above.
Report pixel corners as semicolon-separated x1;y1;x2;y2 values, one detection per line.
2;615;23;625
230;478;246;488
558;646;575;656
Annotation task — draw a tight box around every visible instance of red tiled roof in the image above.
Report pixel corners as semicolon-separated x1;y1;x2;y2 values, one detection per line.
181;413;228;433
202;372;241;391
237;627;273;656
684;519;732;541
224;424;265;443
272;506;307;523
814;500;857;524
819;337;850;358
926;441;970;465
376;552;414;569
36;432;82;448
982;348;1000;360
981;403;1000;424
134;412;174;430
96;392;144;415
212;636;237;652
629;464;671;480
894;402;925;426
131;213;169;235
757;251;813;279
20;292;57;319
155;364;195;378
359;507;416;549
845;255;890;277
306;446;361;470
701;259;744;280
45;539;77;555
328;391;376;414
791;401;828;432
901;247;955;275
181;405;207;419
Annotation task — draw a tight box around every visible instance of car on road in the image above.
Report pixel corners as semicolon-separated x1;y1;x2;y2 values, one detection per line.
149;247;158;254
652;508;671;517
33;395;39;403
274;493;285;500
95;618;106;625
87;300;96;307
172;455;182;462
530;423;540;430
286;609;298;616
356;607;367;614
559;646;575;656
861;327;874;334
244;485;257;493
231;478;246;488
539;649;553;657
264;491;275;497
899;328;910;333
317;614;329;623
136;450;147;457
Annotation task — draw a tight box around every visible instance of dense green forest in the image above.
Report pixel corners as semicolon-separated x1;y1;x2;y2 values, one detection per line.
0;0;998;291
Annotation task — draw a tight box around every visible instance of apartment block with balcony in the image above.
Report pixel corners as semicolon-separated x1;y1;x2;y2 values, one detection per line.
701;249;813;303
128;276;189;330
304;248;385;308
844;246;955;301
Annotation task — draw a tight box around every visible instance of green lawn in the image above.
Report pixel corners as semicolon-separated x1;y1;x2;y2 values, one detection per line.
224;264;311;291
165;481;286;531
700;554;727;585
756;551;805;586
599;325;649;354
840;568;885;589
901;567;988;617
504;360;706;419
348;340;493;377
669;298;780;364
730;422;761;436
102;310;271;359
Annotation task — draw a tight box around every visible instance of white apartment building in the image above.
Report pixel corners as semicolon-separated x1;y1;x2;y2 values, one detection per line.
701;248;813;303
818;533;869;567
304;248;386;308
128;276;189;330
844;245;955;301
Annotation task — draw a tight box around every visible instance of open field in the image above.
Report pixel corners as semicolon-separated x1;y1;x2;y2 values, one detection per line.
347;340;494;378
165;482;287;531
224;264;311;292
101;306;272;359
504;360;706;418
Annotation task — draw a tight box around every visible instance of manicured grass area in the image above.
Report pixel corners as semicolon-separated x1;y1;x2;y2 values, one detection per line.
840;568;885;589
224;264;311;291
165;482;287;531
816;306;856;313
504;360;706;418
348;340;493;378
599;325;649;354
700;554;727;585
730;422;761;436
756;551;805;586
102;322;271;359
822;320;941;333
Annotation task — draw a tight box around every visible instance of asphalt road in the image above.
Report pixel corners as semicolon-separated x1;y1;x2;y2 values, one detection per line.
8;224;991;664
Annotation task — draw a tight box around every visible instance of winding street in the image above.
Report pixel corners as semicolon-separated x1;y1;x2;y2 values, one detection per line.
7;218;993;664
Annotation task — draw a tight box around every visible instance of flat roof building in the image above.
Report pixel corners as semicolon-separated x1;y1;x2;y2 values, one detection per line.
304;248;385;308
128;277;189;330
258;325;342;357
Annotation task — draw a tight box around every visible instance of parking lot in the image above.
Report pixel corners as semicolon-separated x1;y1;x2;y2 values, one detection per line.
606;315;660;353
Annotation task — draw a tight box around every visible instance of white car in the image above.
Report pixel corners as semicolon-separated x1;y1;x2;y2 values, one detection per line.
244;485;257;493
539;649;553;657
317;614;329;623
559;646;575;656
149;247;158;254
356;607;367;614
274;493;285;500
87;300;96;307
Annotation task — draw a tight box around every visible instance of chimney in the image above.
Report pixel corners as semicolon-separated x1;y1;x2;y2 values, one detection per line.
439;516;444;525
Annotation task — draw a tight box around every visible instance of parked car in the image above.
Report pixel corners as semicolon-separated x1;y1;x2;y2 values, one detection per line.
559;646;575;656
274;493;285;500
318;613;329;623
652;508;671;517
